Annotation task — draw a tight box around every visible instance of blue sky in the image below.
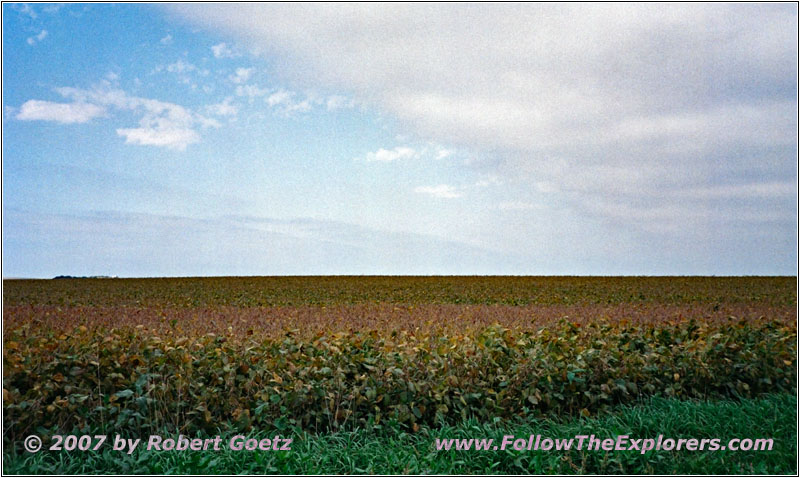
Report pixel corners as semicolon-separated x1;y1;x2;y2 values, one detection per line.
2;3;797;277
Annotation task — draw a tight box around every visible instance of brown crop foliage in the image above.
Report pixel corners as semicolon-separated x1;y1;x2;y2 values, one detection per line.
3;276;797;448
3;276;796;308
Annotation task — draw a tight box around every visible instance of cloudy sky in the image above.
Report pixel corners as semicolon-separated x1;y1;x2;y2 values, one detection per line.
2;3;797;277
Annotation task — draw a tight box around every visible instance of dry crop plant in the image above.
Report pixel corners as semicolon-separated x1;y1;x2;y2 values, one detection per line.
3;276;796;454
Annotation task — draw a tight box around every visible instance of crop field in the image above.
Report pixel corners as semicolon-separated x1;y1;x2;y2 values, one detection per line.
3;276;797;474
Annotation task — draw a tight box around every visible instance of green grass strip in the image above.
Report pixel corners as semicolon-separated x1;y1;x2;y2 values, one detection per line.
4;393;796;475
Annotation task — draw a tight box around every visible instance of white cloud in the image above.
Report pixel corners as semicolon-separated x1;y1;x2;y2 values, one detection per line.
42;4;62;14
14;4;37;19
16;100;105;124
116;126;199;151
265;89;312;114
211;42;239;58
229;67;253;84
681;182;797;200
435;148;453;160
359;144;459;162
414;184;462;199
325;95;352;110
21;83;212;150
475;175;503;188
498;201;538;211
535;182;557;193
160;34;173;45
229;76;345;114
195;115;222;129
165;59;196;74
360;146;419;162
235;84;270;98
26;29;47;46
206;97;238;117
287;99;312;113
171;3;798;237
113;96;203;150
157;60;210;90
266;89;292;107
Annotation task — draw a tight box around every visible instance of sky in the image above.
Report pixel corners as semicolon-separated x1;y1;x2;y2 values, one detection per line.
2;3;797;277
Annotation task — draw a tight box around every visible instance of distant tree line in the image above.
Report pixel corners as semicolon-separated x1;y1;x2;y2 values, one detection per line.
53;275;116;279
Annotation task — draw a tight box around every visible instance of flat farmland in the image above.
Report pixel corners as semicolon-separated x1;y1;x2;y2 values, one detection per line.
4;276;795;338
4;276;796;307
3;276;797;474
